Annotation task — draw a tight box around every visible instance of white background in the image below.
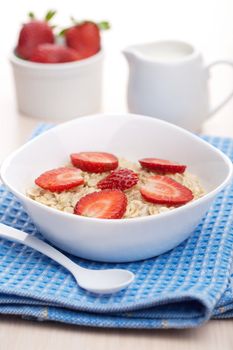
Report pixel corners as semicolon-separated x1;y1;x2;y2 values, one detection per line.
0;0;233;158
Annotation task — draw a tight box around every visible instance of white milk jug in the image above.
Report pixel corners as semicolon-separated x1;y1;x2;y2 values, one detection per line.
123;41;233;131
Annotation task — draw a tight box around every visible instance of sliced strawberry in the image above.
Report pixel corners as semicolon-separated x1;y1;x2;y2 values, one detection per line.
140;175;193;206
139;158;186;174
70;152;118;173
97;168;138;191
74;190;127;219
35;167;84;192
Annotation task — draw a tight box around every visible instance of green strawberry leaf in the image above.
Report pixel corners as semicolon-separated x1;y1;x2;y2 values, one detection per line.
58;28;68;36
98;21;110;30
45;10;56;22
28;12;35;20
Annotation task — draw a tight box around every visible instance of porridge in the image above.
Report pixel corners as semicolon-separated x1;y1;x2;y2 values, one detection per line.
27;152;205;219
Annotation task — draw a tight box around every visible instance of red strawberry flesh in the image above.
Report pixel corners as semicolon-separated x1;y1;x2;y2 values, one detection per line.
16;20;54;59
30;44;81;63
74;189;127;219
65;22;100;59
35;167;84;192
139;158;186;174
140;175;193;206
70;152;118;173
97;168;138;191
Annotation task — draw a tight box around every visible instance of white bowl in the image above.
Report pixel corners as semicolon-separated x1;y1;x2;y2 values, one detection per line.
10;51;104;121
1;114;232;262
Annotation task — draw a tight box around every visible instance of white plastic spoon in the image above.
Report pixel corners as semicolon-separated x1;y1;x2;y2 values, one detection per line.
0;223;134;294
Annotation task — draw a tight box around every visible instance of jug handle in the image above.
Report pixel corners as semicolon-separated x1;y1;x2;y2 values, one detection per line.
207;59;233;117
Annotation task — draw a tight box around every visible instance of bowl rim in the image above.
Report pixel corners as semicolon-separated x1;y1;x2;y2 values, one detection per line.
1;113;232;224
9;49;104;70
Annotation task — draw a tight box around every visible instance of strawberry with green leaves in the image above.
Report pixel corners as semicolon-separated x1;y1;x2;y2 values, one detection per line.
16;10;56;60
64;20;110;59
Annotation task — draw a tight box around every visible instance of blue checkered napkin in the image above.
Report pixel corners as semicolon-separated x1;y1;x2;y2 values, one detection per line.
0;125;232;329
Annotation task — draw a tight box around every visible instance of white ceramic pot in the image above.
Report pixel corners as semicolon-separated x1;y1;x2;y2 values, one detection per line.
10;51;104;121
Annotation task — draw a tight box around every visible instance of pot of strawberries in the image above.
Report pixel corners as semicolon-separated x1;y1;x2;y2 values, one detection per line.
10;10;110;121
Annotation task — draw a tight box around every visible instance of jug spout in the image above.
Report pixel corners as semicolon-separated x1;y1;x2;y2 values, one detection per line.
122;47;138;64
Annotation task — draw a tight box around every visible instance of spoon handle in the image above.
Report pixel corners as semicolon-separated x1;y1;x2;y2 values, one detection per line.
0;223;80;274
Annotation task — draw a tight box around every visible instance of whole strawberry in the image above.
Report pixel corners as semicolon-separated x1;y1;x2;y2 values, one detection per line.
65;20;110;59
30;44;81;63
16;10;56;59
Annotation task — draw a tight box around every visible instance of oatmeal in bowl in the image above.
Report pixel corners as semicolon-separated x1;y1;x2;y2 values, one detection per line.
1;113;232;262
27;151;205;219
